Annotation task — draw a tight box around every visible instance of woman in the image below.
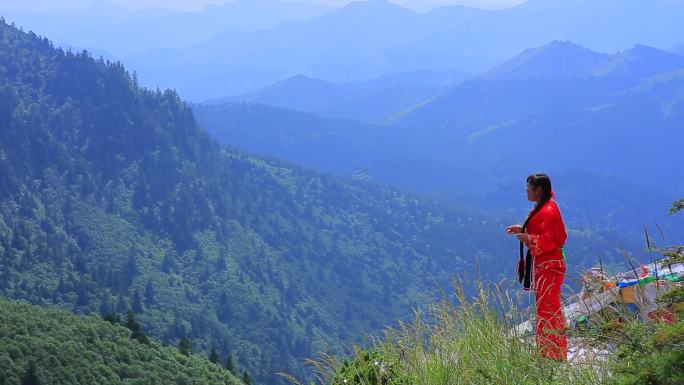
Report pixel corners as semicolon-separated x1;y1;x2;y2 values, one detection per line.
506;173;568;361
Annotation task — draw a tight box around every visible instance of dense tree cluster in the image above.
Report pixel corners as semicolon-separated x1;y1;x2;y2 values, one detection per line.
0;298;244;385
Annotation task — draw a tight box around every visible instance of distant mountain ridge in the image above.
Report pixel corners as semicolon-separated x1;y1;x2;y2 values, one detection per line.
397;42;684;129
120;0;684;99
1;0;332;57
483;41;684;80
482;41;613;79
209;72;457;123
597;44;684;79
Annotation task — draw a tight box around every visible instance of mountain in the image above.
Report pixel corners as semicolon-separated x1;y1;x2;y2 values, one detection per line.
0;0;332;57
209;73;448;123
596;44;684;79
482;41;684;81
397;42;684;125
482;40;613;79
394;43;684;184
219;75;340;106
0;298;244;385
122;0;684;100
0;18;545;384
125;0;422;99
193;42;684;240
394;42;684;134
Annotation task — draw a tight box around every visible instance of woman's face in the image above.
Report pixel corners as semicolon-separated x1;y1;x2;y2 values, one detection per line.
526;182;541;202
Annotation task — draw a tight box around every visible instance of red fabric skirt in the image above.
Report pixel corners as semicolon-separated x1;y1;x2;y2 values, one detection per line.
534;253;567;360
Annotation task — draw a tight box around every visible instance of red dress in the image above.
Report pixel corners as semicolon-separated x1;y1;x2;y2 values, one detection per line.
524;196;568;360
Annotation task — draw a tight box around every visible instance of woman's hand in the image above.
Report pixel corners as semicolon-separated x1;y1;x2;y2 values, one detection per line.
516;233;530;243
506;224;523;234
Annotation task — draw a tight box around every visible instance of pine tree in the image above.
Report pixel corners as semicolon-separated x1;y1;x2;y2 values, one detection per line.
209;346;220;364
224;353;236;375
241;370;252;385
125;310;149;344
178;336;192;356
126;310;138;331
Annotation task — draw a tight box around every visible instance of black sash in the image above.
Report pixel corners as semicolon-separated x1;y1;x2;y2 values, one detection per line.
517;202;546;290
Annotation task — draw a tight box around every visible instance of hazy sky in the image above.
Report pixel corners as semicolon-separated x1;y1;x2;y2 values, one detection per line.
0;0;526;12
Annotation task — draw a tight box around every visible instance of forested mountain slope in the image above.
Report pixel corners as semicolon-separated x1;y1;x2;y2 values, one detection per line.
0;19;535;384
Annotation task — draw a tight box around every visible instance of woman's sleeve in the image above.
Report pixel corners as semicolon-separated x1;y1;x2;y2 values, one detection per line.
526;210;565;257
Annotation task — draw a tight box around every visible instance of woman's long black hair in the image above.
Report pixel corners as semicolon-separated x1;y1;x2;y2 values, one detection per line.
527;172;553;213
518;172;554;289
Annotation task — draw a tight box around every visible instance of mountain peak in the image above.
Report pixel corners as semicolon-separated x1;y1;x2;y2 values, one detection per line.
535;40;599;55
233;74;337;104
275;74;332;87
596;43;684;78
625;43;681;58
482;40;611;80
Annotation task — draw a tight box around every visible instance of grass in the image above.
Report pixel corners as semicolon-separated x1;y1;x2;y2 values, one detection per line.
283;279;616;385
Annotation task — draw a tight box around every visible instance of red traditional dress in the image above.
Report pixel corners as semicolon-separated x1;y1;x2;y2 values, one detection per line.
524;194;568;360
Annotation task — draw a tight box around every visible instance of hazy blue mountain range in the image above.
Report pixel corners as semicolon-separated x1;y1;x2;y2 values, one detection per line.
394;43;684;185
206;72;466;123
122;0;684;100
2;19;628;385
206;41;684;123
0;0;332;57
194;41;684;239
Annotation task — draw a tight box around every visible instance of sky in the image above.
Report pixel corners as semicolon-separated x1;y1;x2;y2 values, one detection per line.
0;0;526;12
